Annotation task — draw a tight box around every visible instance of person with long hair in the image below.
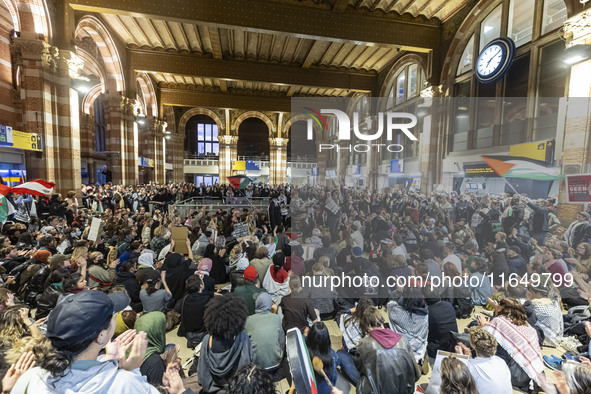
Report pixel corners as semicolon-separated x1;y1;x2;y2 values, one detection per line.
227;364;275;394
439;358;480;394
197;294;253;393
0;306;43;349
140;270;172;313
0;288;15;312
559;361;591;394
482;298;547;391
387;285;429;364
262;252;289;304
574;242;591;276
306;322;339;394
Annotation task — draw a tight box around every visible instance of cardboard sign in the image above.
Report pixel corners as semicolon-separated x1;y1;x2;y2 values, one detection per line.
171;227;189;255
232;222;249;239
87;217;103;242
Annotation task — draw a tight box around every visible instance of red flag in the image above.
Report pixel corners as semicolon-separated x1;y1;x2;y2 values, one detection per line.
0;184;9;197
11;179;55;196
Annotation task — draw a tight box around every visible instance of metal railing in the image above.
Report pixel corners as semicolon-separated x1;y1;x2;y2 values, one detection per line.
170;196;272;218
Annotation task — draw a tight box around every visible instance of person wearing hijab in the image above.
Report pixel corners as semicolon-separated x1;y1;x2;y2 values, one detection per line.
135;250;157;286
134;311;176;386
162;253;194;302
196;258;215;292
207;243;228;285
244;292;285;371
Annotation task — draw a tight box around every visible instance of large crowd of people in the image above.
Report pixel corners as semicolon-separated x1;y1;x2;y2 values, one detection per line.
0;181;590;393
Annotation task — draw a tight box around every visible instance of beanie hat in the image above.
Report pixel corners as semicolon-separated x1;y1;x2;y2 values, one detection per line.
34;250;51;264
244;266;258;281
352;246;363;256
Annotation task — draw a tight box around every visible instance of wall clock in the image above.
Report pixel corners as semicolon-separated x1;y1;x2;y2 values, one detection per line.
475;37;515;83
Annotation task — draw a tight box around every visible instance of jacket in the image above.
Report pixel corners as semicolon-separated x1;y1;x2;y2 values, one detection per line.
115;271;142;310
197;331;254;393
35;283;63;320
527;202;549;233
23;265;50;307
355;329;420;394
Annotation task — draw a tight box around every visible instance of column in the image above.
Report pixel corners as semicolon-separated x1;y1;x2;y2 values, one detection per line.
558;9;591;219
419;86;445;194
141;118;166;184
166;132;185;183
218;135;238;184
269;137;288;185
11;36;82;195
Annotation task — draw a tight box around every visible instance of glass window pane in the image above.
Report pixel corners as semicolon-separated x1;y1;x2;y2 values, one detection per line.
386;86;394;109
212;143;219;156
480;5;502;52
396;71;406;105
198;143;205;155
452;81;471;152
508;0;534;47
212;125;218;140
214;177;219;185
205;124;212;141
197;124;204;141
534;41;566;141
542;0;567;35
501;55;530;145
196;176;203;185
205;143;212;154
408;64;418;98
457;35;474;76
476;82;497;149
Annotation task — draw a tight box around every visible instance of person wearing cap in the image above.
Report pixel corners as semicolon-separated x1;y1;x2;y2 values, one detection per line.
244;292;285;372
506;245;527;276
524;197;550;246
10;290;192;394
565;211;591;248
234;266;265;315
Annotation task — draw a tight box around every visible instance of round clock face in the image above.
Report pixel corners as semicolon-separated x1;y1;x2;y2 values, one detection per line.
475;38;515;83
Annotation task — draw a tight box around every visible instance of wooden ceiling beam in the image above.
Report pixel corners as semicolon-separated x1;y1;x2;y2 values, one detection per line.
129;50;376;92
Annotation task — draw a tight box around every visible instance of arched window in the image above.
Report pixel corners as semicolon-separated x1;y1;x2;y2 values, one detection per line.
386;63;426;109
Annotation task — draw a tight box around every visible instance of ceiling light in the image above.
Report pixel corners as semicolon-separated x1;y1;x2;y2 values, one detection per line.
563;44;591;65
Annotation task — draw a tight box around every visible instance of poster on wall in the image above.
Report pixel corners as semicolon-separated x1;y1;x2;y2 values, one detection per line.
566;174;591;203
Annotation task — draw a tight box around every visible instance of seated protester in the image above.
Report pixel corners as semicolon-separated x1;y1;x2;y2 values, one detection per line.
423;287;458;362
0;288;15;312
441;262;473;319
420;249;442;279
34;268;69;320
175;275;214;348
468;257;493;306
262;252;289;305
43;254;71;288
527;283;565;347
198;294;253;394
387;285;429;364
162;252;195;302
543;247;569;288
244;292;285;372
150;226;170;257
207;242;229;285
227;364;275;394
10;291;192;394
306;322;340;394
573;242;591;275
56;271;88;304
0;246;26;274
22;251;54;307
453;327;513;394
387;254;412;282
482;298;546;392
0;306;44;351
140;270;173;313
439;357;479;394
118;241;143;268
558;361;591;393
135;250;157;286
134;311;176;386
289;244;305;277
234;266;265;315
114;309;138;338
279;275;318;333
195;258;215;293
115;259;142;312
87;252;117;289
313;236;337;268
262;234;277;257
355;306;421;393
249;247;272;285
191;230;211;258
15;250;51;299
506;246;527;277
302;263;337;320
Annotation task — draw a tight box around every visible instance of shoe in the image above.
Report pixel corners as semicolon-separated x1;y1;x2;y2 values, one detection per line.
543;355;562;371
551;355;563;363
564;353;576;362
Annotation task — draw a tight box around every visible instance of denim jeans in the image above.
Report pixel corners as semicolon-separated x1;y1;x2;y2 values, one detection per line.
337;349;359;385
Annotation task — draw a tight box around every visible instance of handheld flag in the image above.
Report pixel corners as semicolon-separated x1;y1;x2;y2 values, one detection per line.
11;179;55;196
227;175;252;190
482;156;563;181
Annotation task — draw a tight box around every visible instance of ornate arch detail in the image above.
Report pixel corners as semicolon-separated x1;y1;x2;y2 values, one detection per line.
75;15;125;92
16;0;51;39
377;54;428;110
233;111;274;136
163;106;176;134
440;0;500;93
2;0;20;32
136;72;158;118
178;107;223;135
82;83;102;115
75;48;106;91
284;114;322;141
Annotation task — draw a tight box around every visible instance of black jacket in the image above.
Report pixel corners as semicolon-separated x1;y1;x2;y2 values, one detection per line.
426;300;458;358
115;271;142;311
23;265;50;307
527;202;549;233
35;284;63;320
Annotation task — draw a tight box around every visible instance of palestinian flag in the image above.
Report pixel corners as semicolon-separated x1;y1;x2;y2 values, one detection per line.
482;155;564;181
227;175;252;190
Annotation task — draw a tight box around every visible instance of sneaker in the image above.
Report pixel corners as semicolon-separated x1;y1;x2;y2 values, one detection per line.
564;353;576;362
543;355;562;371
551;355;563;363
